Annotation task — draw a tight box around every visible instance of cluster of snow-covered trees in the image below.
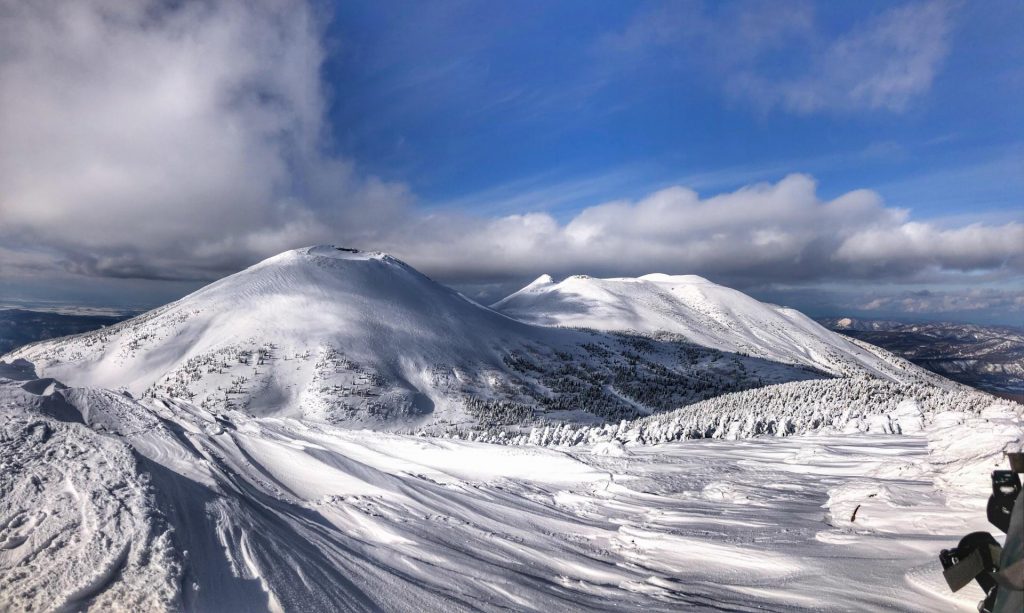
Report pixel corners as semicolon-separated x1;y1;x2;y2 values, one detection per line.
463;396;534;425
141;342;275;408
450;377;1017;447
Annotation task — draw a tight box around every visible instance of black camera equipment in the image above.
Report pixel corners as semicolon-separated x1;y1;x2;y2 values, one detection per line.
939;452;1023;613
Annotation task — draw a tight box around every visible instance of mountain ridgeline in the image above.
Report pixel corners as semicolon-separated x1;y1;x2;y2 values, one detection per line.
6;246;950;430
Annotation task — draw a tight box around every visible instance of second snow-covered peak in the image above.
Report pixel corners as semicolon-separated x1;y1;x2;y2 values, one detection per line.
637;273;712;285
492;271;903;377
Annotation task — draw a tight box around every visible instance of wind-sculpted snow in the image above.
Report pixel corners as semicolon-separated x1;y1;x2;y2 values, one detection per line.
3;364;1019;611
0;365;181;611
7;247;836;430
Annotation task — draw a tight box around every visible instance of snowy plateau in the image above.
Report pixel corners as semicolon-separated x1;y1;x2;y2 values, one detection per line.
1;245;1021;612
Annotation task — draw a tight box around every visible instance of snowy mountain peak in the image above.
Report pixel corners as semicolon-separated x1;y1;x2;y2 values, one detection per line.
493;271;918;378
637;272;712;285
301;244;403;263
255;245;406;270
525;273;554;288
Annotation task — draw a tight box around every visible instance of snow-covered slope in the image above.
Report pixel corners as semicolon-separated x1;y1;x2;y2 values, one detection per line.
493;273;918;378
8;247;830;429
2;362;1019;612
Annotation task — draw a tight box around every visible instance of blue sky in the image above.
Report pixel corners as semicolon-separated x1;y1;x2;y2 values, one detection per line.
0;0;1021;324
323;1;1022;222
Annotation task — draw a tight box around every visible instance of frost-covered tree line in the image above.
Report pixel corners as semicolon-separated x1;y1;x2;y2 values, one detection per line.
447;377;1021;447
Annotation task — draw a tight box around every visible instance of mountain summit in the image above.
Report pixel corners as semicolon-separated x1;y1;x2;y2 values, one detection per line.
493;272;911;377
10;246;543;425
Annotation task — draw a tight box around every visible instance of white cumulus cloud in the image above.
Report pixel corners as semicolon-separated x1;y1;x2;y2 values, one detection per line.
386;174;1022;286
0;0;408;279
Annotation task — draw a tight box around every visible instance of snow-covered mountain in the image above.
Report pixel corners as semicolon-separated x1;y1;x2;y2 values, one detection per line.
9;246;840;429
10;246;549;427
493;272;914;378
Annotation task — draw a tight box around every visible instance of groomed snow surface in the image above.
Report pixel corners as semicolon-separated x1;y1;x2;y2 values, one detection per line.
2;360;1021;612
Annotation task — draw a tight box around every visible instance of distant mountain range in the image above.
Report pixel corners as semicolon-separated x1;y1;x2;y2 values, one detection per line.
0;308;130;354
819;316;1024;400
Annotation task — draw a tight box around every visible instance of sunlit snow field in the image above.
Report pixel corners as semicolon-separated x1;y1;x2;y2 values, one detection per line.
142;415;1000;611
3;362;1014;612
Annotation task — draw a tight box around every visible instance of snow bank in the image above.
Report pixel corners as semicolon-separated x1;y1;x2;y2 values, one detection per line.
925;406;1024;506
0;376;181;611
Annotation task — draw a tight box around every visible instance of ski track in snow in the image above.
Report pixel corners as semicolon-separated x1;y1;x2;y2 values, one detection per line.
2;364;1016;612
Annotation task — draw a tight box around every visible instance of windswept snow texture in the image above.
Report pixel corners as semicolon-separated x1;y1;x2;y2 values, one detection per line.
0;361;181;612
7;247;836;429
493;273;920;379
2;363;1021;612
